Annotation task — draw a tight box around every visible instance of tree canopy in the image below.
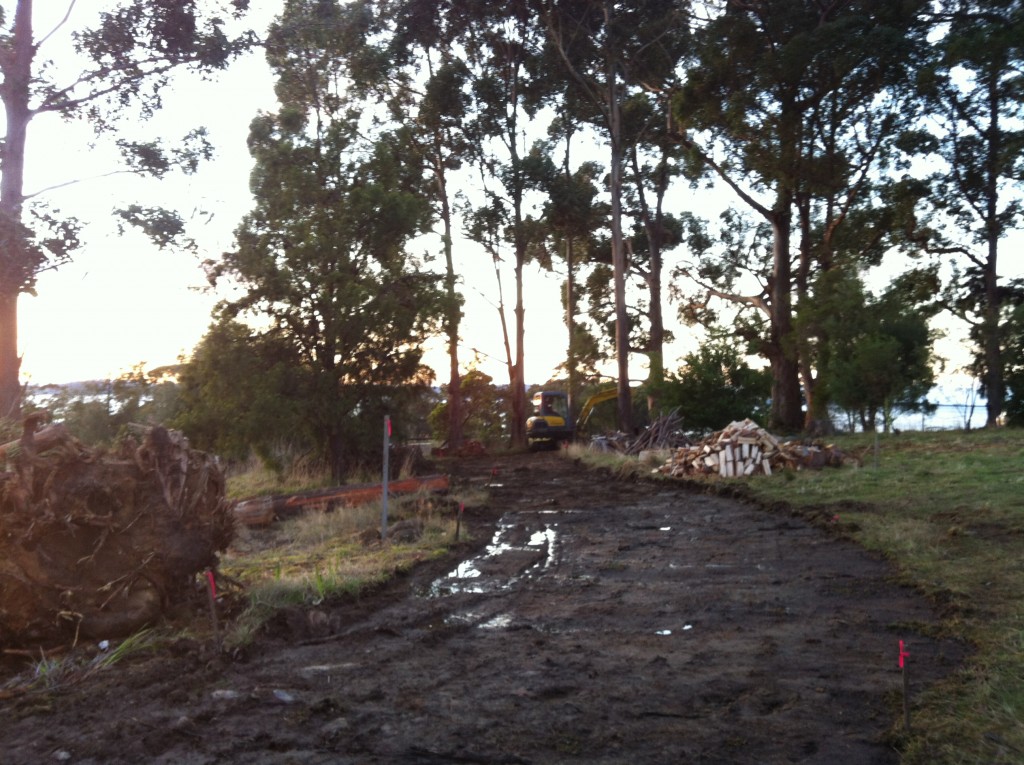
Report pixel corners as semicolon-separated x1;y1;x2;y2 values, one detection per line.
0;0;256;415
195;0;445;477
15;0;1024;459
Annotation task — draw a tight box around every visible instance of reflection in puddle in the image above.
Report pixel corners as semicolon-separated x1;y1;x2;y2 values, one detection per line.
429;516;560;596
480;613;513;629
529;526;558;568
655;624;693;636
444;611;512;629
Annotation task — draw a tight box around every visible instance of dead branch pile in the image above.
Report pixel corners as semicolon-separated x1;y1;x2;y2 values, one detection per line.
656;418;856;477
623;409;691;455
0;417;232;648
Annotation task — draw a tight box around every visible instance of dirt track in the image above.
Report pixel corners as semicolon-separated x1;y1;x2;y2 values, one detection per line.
0;452;964;764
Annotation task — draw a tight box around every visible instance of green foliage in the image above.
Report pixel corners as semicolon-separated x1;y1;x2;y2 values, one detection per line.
812;269;939;431
429;369;507;445
656;339;771;435
1000;302;1024;426
672;0;932;430
907;0;1024;424
195;1;445;478
0;1;258;415
172;321;308;465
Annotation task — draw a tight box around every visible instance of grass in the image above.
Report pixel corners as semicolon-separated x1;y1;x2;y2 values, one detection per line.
576;428;1024;765
224;454;345;501
219;485;470;648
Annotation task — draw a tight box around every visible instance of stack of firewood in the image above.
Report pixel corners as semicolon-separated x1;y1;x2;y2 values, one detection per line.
657;419;854;477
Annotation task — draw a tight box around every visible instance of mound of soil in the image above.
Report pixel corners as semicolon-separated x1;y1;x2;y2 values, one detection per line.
0;452;964;764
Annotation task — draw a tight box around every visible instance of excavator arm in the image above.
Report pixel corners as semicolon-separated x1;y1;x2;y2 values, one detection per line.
576;387;619;432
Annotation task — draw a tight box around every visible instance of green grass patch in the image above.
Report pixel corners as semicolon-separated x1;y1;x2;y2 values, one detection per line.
220;479;467;648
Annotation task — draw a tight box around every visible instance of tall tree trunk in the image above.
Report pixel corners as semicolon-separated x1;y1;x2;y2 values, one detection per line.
629;148;668;416
561;132;577;422
768;202;803;432
508;130;528;448
434;151;463;449
794;192;826;428
511;251;527;447
767;99;804;433
606;2;632;434
646;269;664;417
982;70;1003;428
565;238;577;420
0;294;20;417
983;235;1002;428
491;255;515;423
0;0;34;416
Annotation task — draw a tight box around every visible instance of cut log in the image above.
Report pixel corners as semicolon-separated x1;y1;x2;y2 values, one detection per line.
233;474;451;527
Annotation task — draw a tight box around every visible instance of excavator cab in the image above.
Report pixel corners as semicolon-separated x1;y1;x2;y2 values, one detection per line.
526;391;574;447
526;386;620;450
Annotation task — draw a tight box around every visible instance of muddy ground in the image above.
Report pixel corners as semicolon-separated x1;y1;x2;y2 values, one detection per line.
0;452;964;764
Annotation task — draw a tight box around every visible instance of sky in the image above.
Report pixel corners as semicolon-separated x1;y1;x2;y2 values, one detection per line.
11;2;1023;418
19;4;276;385
17;1;587;388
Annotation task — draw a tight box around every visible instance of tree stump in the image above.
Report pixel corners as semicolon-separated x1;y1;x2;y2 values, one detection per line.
0;419;233;648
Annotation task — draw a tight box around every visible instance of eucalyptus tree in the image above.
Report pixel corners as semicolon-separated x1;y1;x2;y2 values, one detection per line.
207;0;444;478
917;0;1024;427
620;91;686;412
0;1;255;417
525;103;607;417
537;0;691;434
351;0;477;449
673;0;931;431
459;0;552;447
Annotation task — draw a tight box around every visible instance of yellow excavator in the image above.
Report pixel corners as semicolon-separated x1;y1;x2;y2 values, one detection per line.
526;387;618;448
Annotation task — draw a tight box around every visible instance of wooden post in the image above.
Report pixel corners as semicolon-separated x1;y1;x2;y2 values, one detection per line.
899;640;911;732
205;570;220;651
381;415;390;541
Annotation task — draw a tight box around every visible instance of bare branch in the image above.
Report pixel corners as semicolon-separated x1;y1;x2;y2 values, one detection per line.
675;132;773;220
35;0;78;52
23;169;135;201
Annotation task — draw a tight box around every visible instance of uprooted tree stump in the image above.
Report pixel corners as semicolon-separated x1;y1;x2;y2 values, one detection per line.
0;417;233;649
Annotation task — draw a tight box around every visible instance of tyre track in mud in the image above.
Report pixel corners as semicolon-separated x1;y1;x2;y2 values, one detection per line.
0;453;964;764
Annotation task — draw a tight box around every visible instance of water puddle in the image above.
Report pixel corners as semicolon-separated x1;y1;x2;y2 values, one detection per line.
445;611;514;630
655;624;694;636
428;514;560;597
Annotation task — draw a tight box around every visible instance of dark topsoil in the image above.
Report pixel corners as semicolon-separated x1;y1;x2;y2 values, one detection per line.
0;452;965;765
